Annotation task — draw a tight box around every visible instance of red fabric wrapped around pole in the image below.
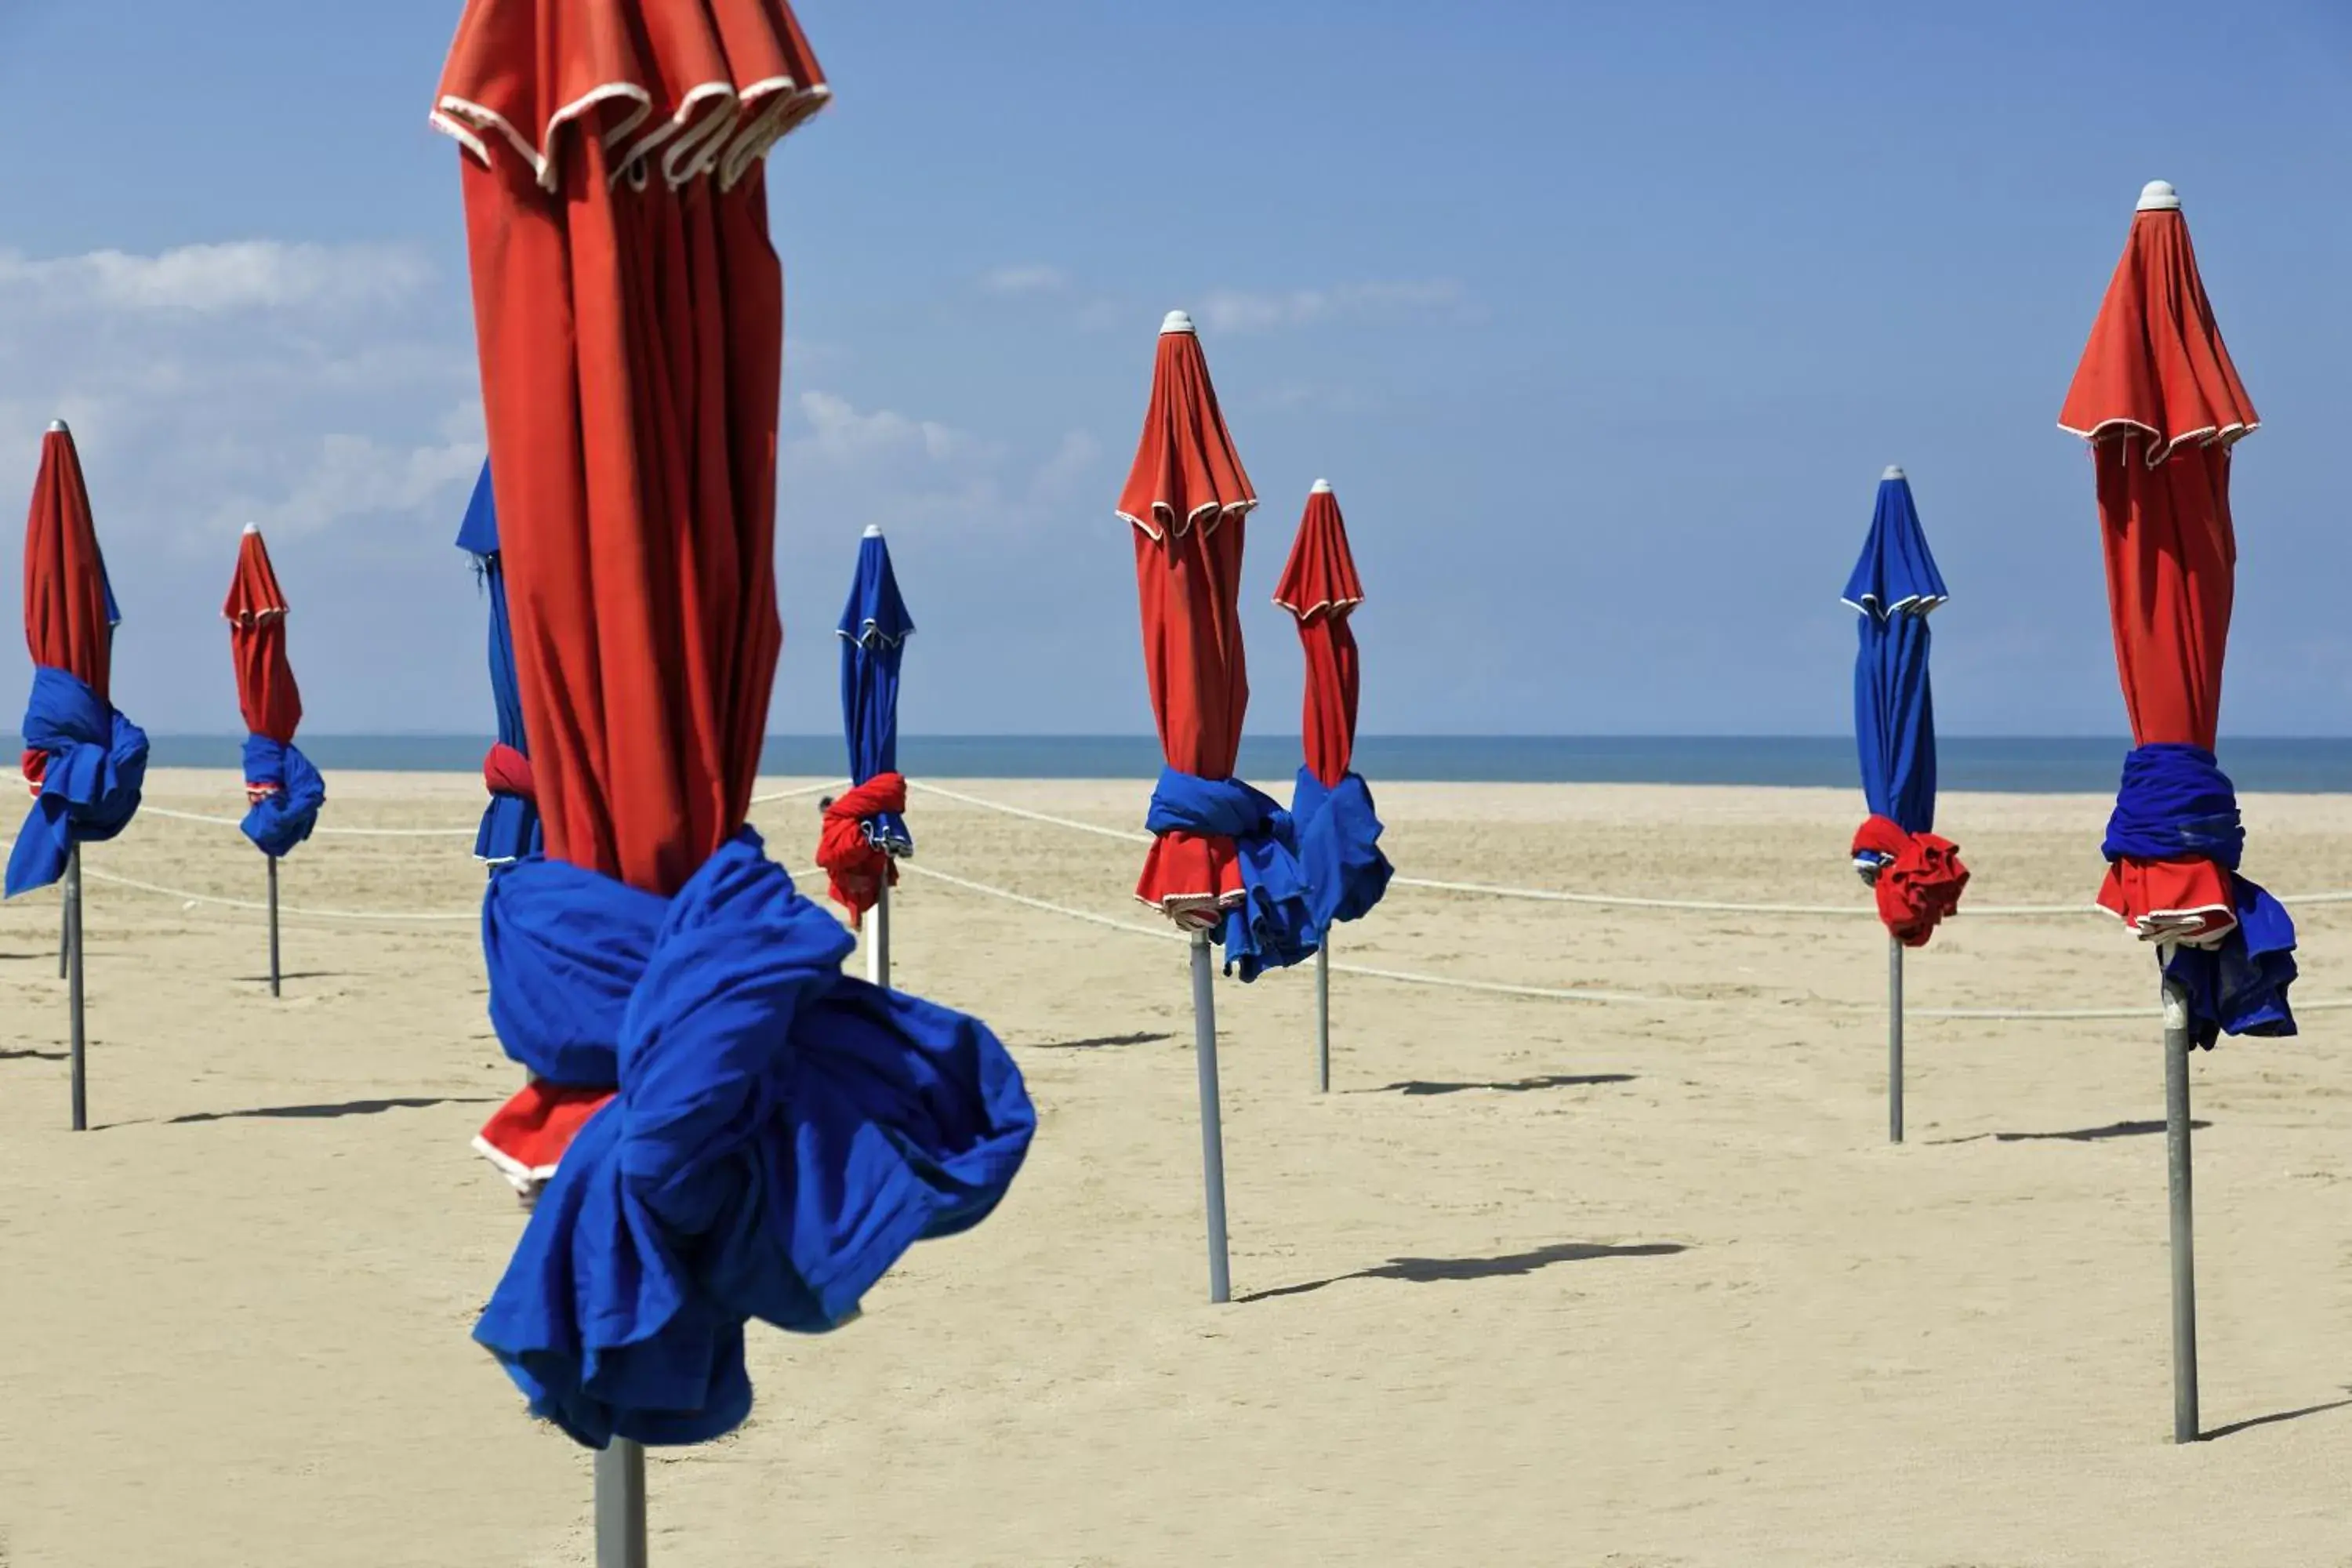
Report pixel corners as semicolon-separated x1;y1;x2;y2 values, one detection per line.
223;527;303;748
2059;183;2256;939
23;425;114;793
1272;481;1367;789
1119;312;1257;923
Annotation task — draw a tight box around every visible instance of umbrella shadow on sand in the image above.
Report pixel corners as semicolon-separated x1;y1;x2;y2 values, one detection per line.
2201;1393;2352;1442
1243;1241;1689;1304
1031;1032;1174;1051
1927;1119;2210;1146
0;1047;71;1062
162;1095;500;1126
1364;1073;1635;1097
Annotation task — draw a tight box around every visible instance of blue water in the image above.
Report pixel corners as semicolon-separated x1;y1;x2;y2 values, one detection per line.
71;734;2352;793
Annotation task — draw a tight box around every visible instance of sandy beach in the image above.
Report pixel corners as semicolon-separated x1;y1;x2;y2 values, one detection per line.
3;769;2350;1566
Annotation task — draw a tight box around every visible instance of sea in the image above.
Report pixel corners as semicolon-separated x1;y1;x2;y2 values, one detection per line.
87;735;2352;793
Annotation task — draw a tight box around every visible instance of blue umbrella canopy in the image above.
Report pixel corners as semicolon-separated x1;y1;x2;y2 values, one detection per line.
837;526;914;852
457;461;541;862
1846;467;1948;838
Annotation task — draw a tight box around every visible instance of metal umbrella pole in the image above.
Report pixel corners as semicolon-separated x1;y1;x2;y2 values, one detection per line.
867;873;891;989
1314;939;1331;1094
267;855;282;999
1887;935;1904;1144
1189;927;1232;1304
2161;964;2199;1444
66;844;87;1131
595;1440;648;1567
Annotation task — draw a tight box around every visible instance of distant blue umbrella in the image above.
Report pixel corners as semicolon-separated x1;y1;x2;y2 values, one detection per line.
456;462;541;862
837;525;913;854
1845;466;1949;841
1844;464;1956;1148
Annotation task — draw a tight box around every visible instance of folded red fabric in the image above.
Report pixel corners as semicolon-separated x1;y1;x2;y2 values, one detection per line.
482;741;535;803
1852;815;1970;947
816;771;906;927
472;1079;615;1200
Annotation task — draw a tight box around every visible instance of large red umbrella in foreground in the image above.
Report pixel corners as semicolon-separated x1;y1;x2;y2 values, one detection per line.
2060;179;2296;1444
1273;479;1392;1091
436;5;1033;1558
224;524;325;996
12;420;146;1131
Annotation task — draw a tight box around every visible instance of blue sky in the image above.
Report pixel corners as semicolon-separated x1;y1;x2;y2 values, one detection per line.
2;0;2347;737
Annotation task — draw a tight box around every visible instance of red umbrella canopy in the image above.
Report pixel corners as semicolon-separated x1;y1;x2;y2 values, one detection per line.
223;525;301;745
436;0;829;897
1273;480;1367;789
24;423;111;700
1120;312;1257;919
2060;180;2258;940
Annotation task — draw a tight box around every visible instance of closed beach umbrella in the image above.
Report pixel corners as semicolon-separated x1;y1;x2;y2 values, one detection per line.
10;420;147;1131
1121;310;1317;1304
226;524;325;997
816;524;913;984
2059;180;2295;1443
1272;479;1392;1092
456;460;541;864
1842;466;1967;1143
435;5;1034;1561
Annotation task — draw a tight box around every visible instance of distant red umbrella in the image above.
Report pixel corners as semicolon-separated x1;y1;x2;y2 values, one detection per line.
1121;310;1257;925
13;419;146;1133
1272;480;1366;789
224;525;301;754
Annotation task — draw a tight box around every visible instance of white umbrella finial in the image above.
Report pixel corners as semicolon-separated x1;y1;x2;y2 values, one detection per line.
1310;478;1334;495
862;524;884;539
1882;465;1906;481
1160;310;1196;336
46;419;69;434
242;521;261;535
2138;180;2181;212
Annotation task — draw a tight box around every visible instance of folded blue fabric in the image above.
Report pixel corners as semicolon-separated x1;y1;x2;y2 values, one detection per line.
1291;768;1392;932
1145;767;1318;981
239;735;325;858
2102;743;2246;866
6;666;147;898
475;793;543;863
2102;743;2295;1046
474;827;1034;1447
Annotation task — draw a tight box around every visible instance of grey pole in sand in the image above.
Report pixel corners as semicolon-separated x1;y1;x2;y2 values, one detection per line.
595;1439;649;1568
66;844;87;1131
58;897;69;978
1189;927;1232;1304
2161;967;2198;1443
867;876;891;989
1887;936;1904;1144
1314;940;1331;1094
267;855;282;999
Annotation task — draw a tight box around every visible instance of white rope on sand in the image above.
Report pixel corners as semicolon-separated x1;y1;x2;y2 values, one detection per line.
905;779;2352;916
135;779;843;839
78;867;480;922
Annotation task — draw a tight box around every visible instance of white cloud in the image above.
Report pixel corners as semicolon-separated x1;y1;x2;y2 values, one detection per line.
780;390;1101;539
1196;278;1470;335
0;238;480;557
0;240;431;317
978;263;1071;296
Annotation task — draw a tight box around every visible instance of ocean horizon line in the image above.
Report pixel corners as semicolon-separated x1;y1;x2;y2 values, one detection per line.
45;733;2352;793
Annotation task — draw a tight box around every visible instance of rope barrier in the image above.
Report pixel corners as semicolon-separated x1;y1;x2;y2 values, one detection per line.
78;867;480;922
905;779;2352;917
131;778;844;839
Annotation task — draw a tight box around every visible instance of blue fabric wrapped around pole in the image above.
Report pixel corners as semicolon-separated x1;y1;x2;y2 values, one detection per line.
1290;768;1392;933
837;529;913;855
1145;768;1317;981
239;735;325;858
7;666;148;898
472;826;1034;1447
1846;470;1947;842
457;462;542;863
2103;742;2296;1048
